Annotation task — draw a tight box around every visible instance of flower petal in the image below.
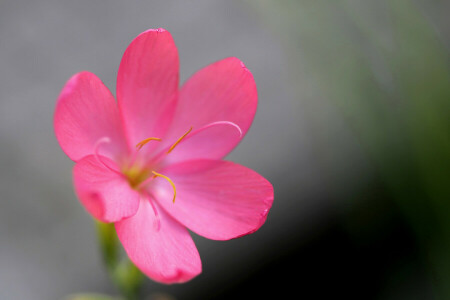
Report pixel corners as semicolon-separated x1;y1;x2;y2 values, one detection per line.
117;28;179;155
155;121;243;166
54;71;128;162
115;198;201;284
73;155;140;223
153;160;273;240
160;57;257;161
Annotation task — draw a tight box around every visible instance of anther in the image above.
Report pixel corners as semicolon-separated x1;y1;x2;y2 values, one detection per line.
151;171;177;203
167;127;193;154
136;137;162;150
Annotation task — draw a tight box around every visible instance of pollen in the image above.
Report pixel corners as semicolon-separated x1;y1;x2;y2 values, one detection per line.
151;171;177;203
167;127;193;154
136;137;161;150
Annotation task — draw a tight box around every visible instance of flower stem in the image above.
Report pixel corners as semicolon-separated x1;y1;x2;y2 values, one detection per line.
95;221;144;300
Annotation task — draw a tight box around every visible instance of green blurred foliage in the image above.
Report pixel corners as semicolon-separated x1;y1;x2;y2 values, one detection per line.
64;294;120;300
249;0;450;299
96;221;144;300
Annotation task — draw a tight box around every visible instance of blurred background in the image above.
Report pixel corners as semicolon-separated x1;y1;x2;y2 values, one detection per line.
1;0;449;299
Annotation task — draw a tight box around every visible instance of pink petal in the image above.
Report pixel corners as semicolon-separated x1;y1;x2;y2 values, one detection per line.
160;57;257;161
73;155;140;223
54;71;128;162
155;121;243;166
153;160;273;241
115;198;201;284
117;28;179;155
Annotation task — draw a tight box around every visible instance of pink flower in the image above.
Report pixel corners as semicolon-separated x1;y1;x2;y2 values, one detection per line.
54;28;274;284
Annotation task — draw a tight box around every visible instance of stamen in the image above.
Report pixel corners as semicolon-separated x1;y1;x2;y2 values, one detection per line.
151;171;177;203
150;121;242;165
136;137;162;150
167;127;193;154
94;137;122;175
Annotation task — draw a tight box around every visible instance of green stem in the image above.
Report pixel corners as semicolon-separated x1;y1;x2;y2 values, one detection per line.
95;221;144;300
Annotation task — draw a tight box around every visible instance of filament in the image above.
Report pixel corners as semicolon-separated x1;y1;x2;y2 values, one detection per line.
151;171;177;203
167;127;193;154
135;137;162;150
151;121;242;165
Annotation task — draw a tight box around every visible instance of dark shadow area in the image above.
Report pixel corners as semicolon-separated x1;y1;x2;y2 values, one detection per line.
189;185;433;300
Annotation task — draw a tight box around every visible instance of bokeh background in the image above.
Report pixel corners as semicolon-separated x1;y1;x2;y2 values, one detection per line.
1;1;449;299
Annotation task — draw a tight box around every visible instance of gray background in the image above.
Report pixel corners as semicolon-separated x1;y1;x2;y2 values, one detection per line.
0;2;318;298
3;0;444;299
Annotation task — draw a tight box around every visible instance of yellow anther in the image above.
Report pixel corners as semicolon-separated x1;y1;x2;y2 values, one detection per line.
136;137;161;150
151;171;177;203
167;127;193;154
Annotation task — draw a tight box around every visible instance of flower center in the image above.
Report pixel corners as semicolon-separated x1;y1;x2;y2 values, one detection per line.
125;127;193;202
122;165;152;189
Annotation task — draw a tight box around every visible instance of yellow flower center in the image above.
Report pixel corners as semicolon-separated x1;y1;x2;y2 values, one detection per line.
124;127;193;203
122;165;152;189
